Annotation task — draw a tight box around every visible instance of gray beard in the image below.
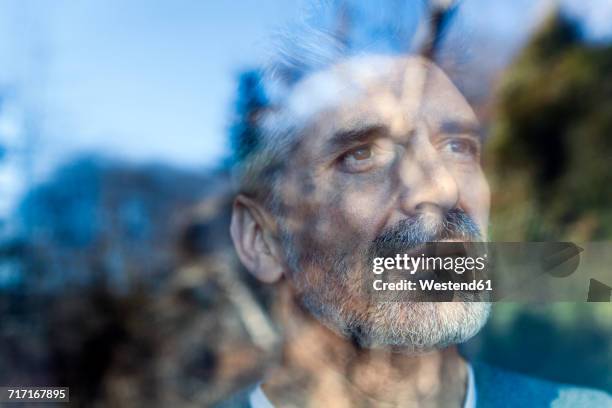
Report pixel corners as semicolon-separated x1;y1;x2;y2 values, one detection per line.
279;209;490;351
298;282;491;352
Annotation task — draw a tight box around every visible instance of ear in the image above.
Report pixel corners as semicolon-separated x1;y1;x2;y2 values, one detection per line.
230;194;285;283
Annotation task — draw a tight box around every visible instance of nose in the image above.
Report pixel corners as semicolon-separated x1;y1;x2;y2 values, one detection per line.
397;123;460;220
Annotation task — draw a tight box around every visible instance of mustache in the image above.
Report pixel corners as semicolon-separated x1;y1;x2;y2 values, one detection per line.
371;208;482;253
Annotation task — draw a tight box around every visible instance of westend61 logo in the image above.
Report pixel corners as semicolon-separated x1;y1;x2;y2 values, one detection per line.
365;242;612;303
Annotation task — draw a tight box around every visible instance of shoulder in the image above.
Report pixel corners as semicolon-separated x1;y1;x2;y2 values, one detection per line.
472;361;611;408
214;385;256;408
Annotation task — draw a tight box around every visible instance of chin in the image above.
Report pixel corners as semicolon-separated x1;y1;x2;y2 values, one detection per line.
336;301;491;351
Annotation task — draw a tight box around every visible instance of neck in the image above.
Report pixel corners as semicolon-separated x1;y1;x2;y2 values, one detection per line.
262;285;469;407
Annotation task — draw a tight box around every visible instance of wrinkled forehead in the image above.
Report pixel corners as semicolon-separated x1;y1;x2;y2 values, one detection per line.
282;54;477;149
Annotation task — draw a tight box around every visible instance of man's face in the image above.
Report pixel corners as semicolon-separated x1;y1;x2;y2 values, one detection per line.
272;55;491;350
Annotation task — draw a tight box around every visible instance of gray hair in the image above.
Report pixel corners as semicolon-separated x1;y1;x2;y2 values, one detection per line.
230;16;350;210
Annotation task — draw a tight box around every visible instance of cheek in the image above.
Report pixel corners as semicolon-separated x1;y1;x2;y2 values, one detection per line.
322;173;395;244
342;186;386;222
289;173;395;249
456;169;490;234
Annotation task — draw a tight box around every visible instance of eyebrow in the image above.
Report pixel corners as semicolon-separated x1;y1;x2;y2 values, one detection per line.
324;124;388;158
438;120;484;141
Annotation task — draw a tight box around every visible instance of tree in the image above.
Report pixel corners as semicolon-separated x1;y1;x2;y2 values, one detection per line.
488;11;612;241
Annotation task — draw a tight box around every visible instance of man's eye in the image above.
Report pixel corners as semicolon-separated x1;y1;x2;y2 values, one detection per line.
338;144;377;173
347;146;372;161
443;138;479;158
337;140;396;173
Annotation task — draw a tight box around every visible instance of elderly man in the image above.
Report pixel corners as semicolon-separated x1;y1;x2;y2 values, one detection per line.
222;25;611;407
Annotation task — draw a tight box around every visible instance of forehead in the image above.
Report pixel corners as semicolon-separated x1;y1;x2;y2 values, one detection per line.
283;55;477;146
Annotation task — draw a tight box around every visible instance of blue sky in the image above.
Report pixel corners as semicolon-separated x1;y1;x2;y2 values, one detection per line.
0;0;303;168
0;0;611;215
